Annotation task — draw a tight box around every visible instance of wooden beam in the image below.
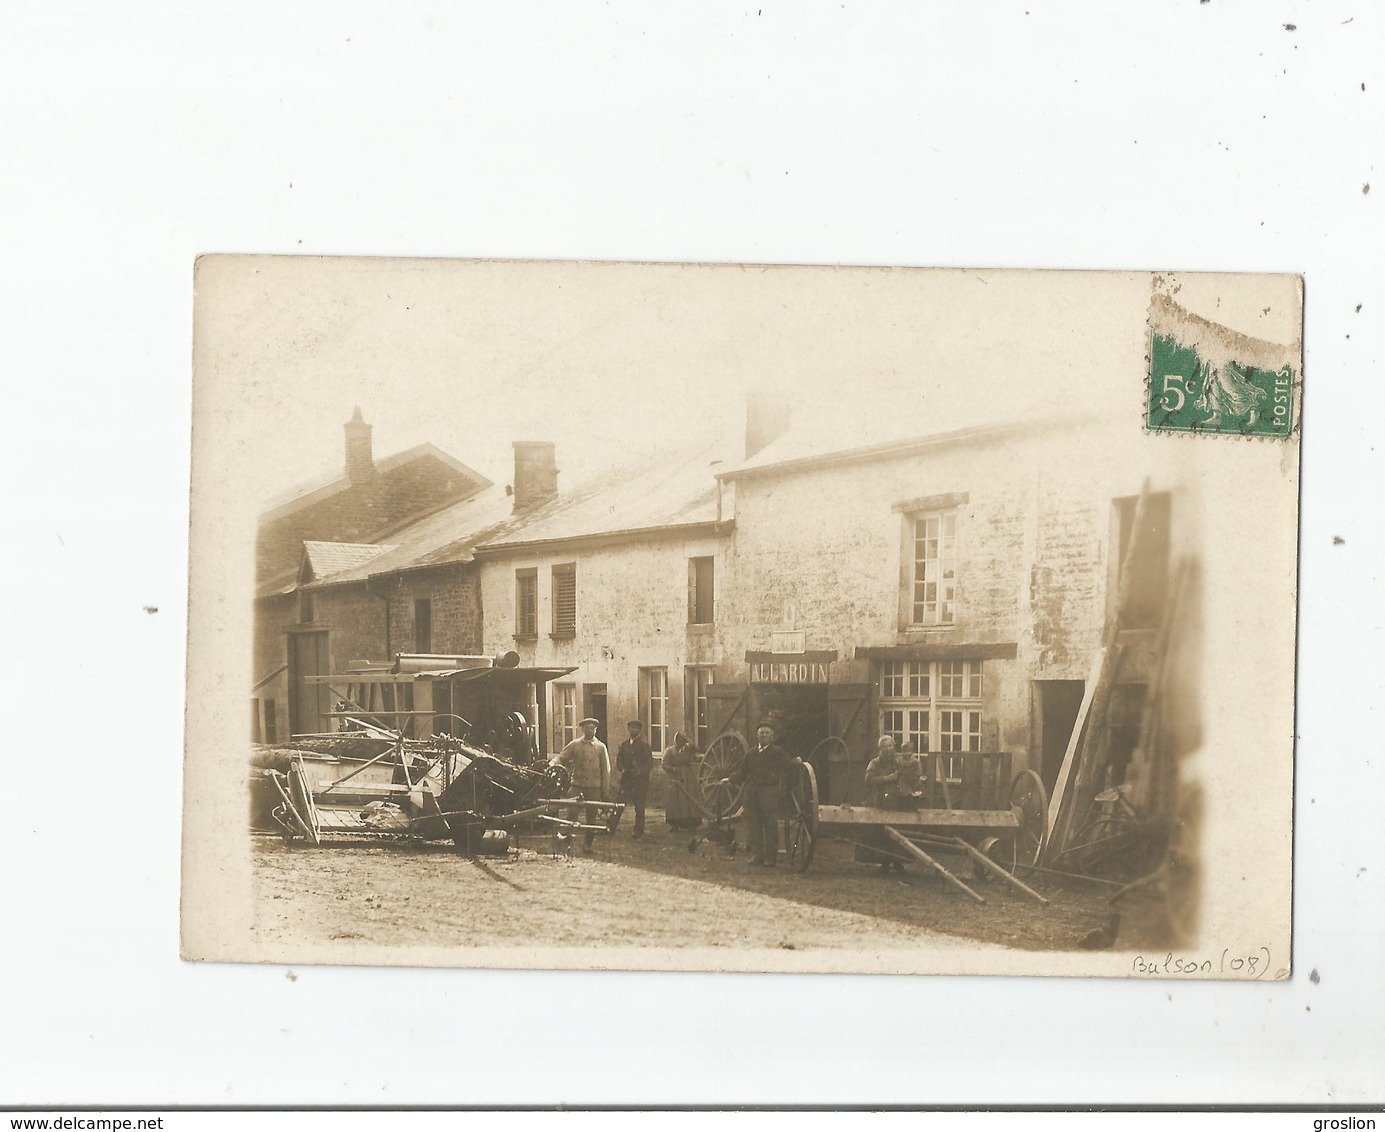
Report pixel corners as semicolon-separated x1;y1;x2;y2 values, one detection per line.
885;827;986;903
816;805;1018;828
946;836;1049;904
1045;647;1106;842
1124;558;1190;813
1046;483;1161;860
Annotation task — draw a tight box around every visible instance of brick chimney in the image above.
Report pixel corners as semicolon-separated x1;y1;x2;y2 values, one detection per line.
745;389;791;459
344;406;375;485
512;441;558;512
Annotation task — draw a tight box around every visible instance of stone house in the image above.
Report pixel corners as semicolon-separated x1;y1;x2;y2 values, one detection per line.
708;409;1205;808
473;440;736;761
252;408;490;741
256;395;1203;827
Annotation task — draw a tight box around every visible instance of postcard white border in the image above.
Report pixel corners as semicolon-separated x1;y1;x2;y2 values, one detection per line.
4;0;1382;1107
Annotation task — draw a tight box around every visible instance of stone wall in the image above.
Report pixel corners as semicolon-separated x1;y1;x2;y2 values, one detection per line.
477;531;728;758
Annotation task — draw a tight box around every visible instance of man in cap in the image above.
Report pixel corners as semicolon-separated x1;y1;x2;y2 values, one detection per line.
615;719;655;837
554;717;611;852
724;719;798;867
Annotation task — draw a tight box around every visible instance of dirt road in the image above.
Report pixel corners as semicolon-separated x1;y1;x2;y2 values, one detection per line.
252;808;1168;956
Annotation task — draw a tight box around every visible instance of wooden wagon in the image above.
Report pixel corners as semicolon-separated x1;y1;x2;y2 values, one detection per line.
777;751;1052;905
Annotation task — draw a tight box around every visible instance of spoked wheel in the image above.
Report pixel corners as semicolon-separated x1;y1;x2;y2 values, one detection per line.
1064;815;1137;872
972;835;1017;882
784;761;820;872
808;736;848;803
1009;769;1049;866
700;731;747;818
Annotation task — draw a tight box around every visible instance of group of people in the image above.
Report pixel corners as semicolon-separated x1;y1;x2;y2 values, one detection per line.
551;716;803;865
549;716;708;852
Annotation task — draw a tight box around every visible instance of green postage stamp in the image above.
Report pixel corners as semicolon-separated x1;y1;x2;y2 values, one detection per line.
1147;291;1299;438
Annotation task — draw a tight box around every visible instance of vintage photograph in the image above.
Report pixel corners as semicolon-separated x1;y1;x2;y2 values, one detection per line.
183;258;1300;976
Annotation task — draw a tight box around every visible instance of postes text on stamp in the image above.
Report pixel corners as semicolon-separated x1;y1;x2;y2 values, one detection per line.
1147;292;1299;438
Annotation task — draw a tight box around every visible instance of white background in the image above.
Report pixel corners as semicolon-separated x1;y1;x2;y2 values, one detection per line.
2;0;1382;1108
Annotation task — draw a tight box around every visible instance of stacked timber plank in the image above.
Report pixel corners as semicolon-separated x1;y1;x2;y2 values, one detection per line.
1042;482;1188;868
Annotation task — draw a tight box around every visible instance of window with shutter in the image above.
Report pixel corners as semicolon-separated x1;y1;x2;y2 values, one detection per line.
515;570;538;638
551;564;577;637
688;556;715;624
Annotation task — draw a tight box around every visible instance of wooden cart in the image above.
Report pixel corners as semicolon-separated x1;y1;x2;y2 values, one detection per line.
779;751;1052;905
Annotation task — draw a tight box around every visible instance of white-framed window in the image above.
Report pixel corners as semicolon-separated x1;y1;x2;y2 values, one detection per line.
553;683;578;751
685;667;714;750
878;659;982;779
910;509;958;625
640;667;669;752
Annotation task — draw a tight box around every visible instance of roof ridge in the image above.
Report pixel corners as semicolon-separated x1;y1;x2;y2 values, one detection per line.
259;441;491;522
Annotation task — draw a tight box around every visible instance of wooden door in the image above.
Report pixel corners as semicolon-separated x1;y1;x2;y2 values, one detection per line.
827;683;871;804
705;682;750;746
287;630;329;737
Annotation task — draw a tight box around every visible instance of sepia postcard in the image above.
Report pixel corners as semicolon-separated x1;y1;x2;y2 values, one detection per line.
182;257;1300;978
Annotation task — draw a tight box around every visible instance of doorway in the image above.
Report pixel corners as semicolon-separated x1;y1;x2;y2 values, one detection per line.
583;683;608;747
287;630;330;737
1033;679;1086;793
752;684;831;798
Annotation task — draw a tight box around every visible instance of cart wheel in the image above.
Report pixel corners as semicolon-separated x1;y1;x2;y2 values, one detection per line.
808;736;849;802
1009;769;1049;866
700;731;748;818
785;761;820;873
1064;815;1136;871
972;835;1017;882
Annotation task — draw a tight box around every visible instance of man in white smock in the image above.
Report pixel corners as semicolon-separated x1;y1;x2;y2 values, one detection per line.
554;717;611;853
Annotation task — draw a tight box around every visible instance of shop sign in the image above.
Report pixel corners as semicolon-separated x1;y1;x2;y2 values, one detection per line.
750;659;831;685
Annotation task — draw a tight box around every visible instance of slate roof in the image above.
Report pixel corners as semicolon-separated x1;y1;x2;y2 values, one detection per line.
301;541;395;582
473;442;728;553
302;484;516;587
300;440;731;588
260;442;493;522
